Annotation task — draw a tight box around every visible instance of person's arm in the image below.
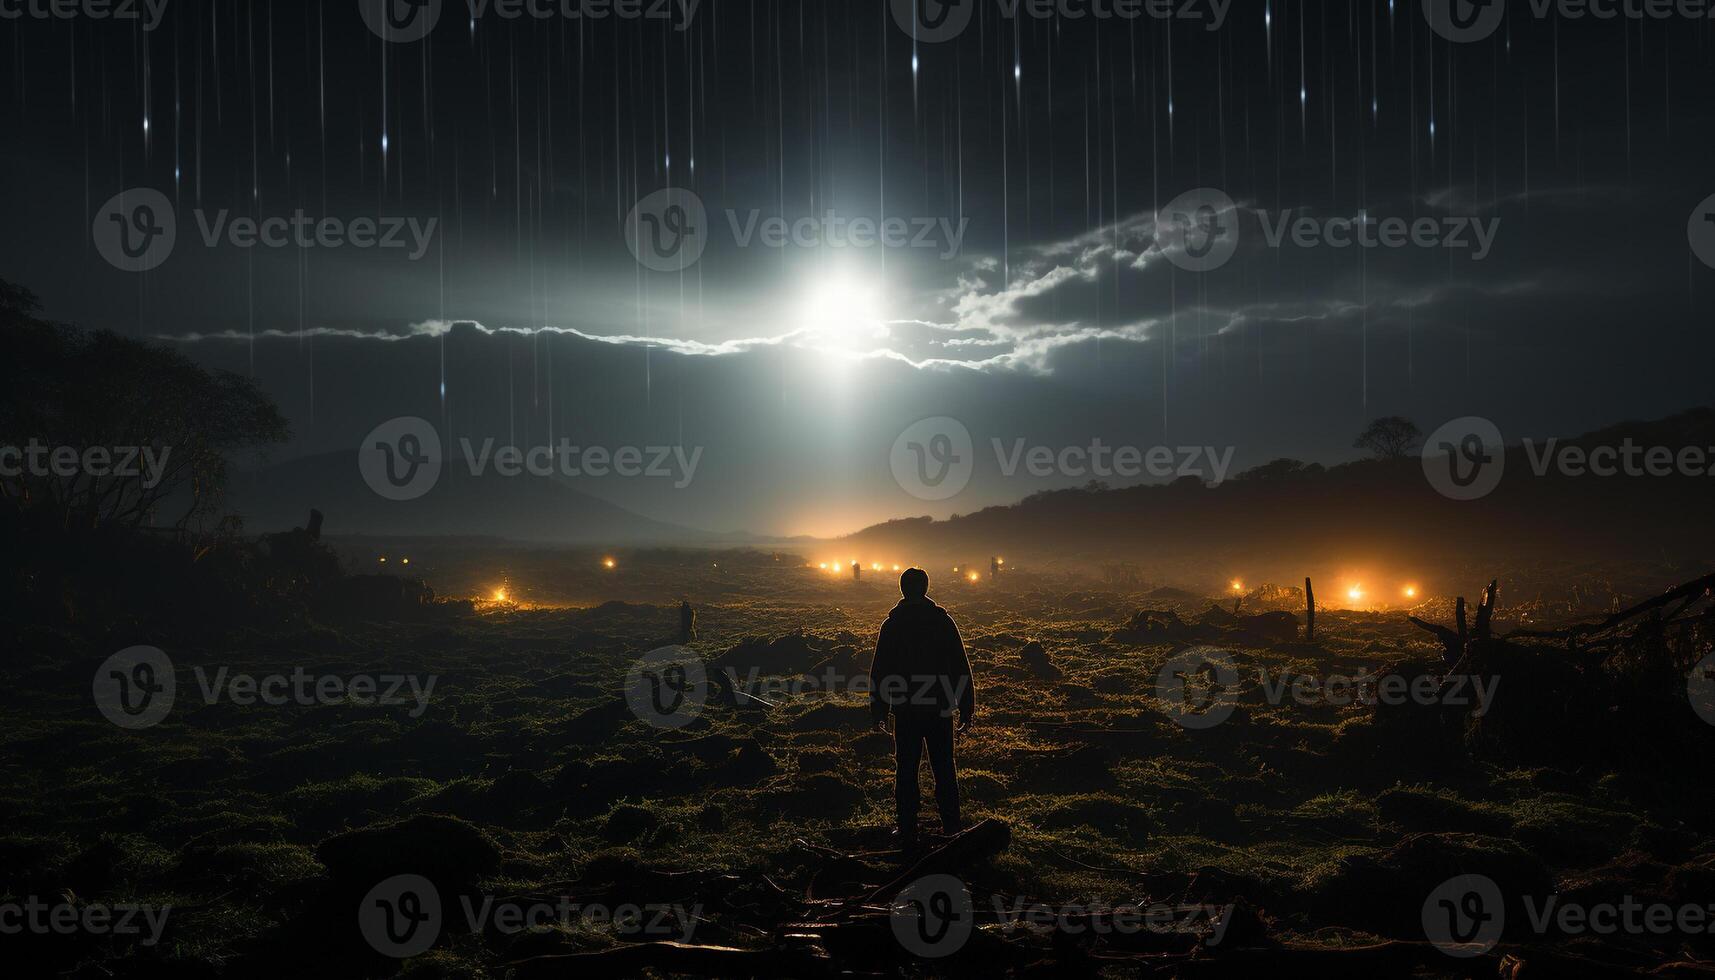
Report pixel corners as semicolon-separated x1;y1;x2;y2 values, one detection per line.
870;620;895;724
947;615;975;726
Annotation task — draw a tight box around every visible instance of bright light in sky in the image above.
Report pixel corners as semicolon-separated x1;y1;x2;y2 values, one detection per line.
797;271;887;357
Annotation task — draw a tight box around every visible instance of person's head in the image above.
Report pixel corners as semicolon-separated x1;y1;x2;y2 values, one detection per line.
900;567;929;599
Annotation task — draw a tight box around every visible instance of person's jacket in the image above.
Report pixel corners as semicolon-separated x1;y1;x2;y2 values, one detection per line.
869;597;975;721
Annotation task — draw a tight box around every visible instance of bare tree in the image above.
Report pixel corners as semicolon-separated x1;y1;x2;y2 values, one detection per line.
1352;416;1422;460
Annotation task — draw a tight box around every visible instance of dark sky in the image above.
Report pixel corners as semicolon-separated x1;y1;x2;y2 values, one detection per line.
2;1;1713;535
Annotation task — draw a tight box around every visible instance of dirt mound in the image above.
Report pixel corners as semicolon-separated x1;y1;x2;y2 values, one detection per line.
316;813;501;890
1018;640;1062;679
1110;608;1301;645
713;633;831;676
1307;832;1554;938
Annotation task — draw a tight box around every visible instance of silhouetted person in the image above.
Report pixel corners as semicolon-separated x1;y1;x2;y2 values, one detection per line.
851;561;862;582
679;599;697;645
870;568;975;846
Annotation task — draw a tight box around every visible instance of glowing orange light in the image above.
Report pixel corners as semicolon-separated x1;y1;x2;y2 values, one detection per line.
400;558;411;566
892;564;901;572
378;556;388;563
968;571;980;583
493;588;509;603
1230;579;1244;593
603;557;617;569
1347;586;1364;603
1403;585;1419;599
871;563;882;571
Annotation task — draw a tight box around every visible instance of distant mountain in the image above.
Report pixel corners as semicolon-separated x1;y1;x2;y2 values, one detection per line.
225;451;703;544
838;407;1715;579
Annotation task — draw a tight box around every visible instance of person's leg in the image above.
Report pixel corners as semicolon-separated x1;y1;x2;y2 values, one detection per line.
924;714;961;832
893;716;925;836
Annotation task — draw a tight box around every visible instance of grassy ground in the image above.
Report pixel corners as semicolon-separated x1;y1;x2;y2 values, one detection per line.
2;552;1710;977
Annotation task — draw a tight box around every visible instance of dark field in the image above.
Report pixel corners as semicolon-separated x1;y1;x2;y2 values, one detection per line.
4;549;1713;978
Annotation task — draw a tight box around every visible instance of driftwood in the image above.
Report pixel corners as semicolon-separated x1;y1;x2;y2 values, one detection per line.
509;941;827;980
1475;579;1498;643
1513;571;1715;642
857;818;1011;907
1409;580;1500;666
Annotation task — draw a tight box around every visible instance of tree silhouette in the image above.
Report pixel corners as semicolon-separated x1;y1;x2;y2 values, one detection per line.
1353;416;1422;460
0;279;289;532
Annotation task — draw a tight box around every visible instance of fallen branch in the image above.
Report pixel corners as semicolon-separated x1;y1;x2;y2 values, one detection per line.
509;941;827;980
855;818;1012;908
